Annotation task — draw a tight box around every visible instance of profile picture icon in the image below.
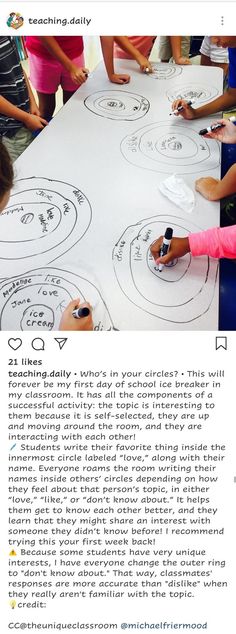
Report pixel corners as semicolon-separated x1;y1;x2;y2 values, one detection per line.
7;12;24;29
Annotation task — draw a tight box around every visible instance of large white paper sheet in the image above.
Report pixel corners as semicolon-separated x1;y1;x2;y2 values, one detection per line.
0;61;223;330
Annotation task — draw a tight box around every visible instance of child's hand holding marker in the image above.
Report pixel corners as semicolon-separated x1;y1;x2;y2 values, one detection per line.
171;98;196;119
69;64;90;85
137;55;153;74
151;226;236;261
170;99;195;116
199;117;236;141
151;227;176;271
151;235;190;265
59;298;94;331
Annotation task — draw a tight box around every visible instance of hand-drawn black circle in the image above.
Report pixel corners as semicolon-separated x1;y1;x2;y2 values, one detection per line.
148;63;183;80
112;215;218;324
166;83;219;104
20;304;55;330
120;122;220;174
84;91;150;121
106;99;124;110
0;177;92;278
0;267;116;331
21;213;34;224
168;141;182;151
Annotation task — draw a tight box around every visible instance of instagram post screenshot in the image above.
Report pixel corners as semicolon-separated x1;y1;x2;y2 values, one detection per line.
0;2;235;633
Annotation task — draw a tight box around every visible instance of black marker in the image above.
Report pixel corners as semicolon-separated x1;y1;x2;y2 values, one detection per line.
158;227;173;272
199;115;236;136
72;306;90;319
170;99;195;115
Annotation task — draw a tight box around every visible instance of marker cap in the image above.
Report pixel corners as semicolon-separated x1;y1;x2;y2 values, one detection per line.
77;306;90;317
72;306;91;319
164;227;173;240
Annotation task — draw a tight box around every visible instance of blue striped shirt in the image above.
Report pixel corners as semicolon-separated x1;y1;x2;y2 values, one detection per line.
0;37;30;137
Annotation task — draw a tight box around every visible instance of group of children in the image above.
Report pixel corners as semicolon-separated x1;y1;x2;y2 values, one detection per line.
0;35;235;330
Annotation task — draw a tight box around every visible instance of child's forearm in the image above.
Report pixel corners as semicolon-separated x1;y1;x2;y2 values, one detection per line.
193;89;236;119
189;225;236;259
22;68;36;104
0;95;29;124
100;36;115;78
213;164;236;199
196;165;236;201
114;36;142;63
100;37;130;84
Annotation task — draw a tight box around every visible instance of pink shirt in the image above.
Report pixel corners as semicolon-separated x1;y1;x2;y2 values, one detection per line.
189;225;236;259
25;37;84;60
114;37;156;59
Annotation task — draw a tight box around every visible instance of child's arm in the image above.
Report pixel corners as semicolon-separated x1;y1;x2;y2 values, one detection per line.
22;68;40;116
150;226;236;261
100;37;130;84
39;36;89;85
0;95;48;131
195;164;236;201
114;37;152;72
189;225;236;258
169;36;191;65
172;88;236;120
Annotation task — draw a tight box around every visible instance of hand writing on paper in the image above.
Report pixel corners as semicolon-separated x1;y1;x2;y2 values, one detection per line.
150;236;190;264
172;99;196;119
59;298;94;331
137;54;153;73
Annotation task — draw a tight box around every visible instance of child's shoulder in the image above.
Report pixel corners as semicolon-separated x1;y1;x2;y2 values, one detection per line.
0;36;18;58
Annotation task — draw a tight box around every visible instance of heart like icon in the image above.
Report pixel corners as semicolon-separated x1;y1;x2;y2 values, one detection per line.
8;338;22;351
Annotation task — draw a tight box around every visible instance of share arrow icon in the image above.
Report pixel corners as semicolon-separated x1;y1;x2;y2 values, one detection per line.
54;338;68;350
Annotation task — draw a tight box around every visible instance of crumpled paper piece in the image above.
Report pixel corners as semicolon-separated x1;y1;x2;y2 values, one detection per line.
159;174;195;213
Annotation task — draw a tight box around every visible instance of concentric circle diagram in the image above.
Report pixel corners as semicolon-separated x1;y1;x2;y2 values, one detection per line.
0;177;92;277
166;83;219;105
0;267;117;331
112;215;218;324
120;122;220;174
148;63;183;80
84;91;150;120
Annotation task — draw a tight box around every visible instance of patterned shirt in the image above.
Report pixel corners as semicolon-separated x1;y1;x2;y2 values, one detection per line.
0;36;29;138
